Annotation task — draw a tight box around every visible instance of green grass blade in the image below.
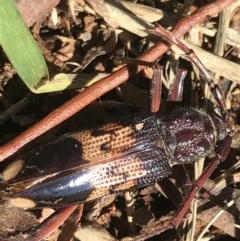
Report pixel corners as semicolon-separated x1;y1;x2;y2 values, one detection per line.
36;73;109;93
0;0;49;93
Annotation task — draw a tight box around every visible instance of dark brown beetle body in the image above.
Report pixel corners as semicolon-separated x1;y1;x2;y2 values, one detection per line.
2;106;227;208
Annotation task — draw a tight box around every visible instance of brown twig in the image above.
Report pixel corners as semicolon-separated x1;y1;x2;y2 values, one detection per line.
25;205;80;241
0;0;236;162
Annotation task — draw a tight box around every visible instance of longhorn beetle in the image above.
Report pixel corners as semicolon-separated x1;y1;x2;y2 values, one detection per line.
1;24;232;239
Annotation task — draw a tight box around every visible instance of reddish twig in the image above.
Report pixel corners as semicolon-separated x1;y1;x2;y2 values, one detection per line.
25;205;80;241
0;0;236;162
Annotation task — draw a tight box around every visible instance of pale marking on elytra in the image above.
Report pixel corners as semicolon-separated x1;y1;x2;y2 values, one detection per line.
135;122;144;131
10;197;37;208
2;159;24;182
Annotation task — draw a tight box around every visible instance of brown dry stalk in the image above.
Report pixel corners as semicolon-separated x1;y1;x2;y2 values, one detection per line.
0;0;236;162
25;204;81;241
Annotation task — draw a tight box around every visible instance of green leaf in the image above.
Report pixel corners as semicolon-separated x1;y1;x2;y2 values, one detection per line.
0;0;49;93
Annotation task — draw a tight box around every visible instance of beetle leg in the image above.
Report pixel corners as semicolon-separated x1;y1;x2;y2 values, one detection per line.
149;65;162;113
173;134;232;227
156;178;184;207
166;69;187;113
171;164;192;197
113;57;162;114
149;24;227;118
